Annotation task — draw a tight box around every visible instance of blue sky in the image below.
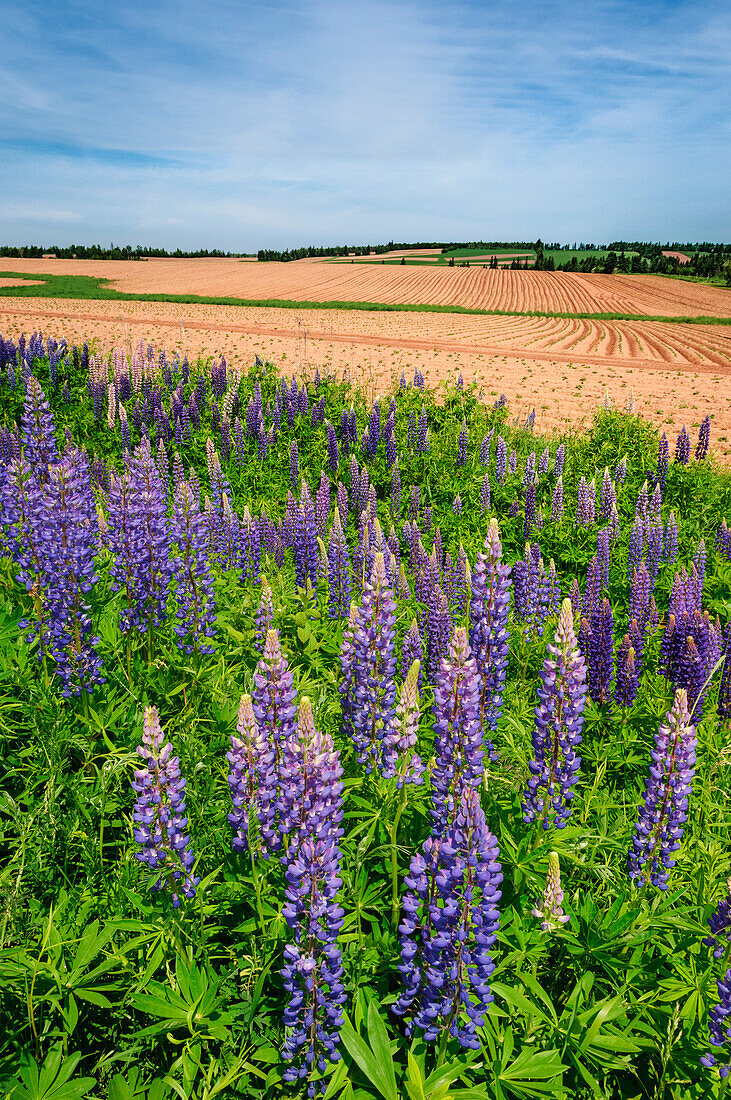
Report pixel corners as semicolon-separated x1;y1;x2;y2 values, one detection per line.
0;0;728;250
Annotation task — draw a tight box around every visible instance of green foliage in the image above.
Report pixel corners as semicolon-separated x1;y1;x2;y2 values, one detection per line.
1;346;731;1098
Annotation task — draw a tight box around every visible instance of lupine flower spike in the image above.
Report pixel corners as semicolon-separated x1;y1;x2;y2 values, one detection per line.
131;706;199;906
523;600;587;830
627;688;696;890
393;785;501;1049
532;851;570;931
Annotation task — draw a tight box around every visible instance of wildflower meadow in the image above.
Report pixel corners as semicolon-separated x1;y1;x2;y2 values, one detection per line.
1;332;731;1100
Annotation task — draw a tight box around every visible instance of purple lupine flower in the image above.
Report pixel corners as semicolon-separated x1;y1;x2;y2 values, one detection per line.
407;411;417;449
358;464;371;515
628;688;696;889
523;599;587;830
704;880;731;958
568;577;581;618
290;439;299;490
480;471;491;515
40;448;105;695
675;425;690;464
426;586;451;683
214;495;239;570
532;851;570;931
227;694;277;856
627;516;644;581
348;553;397;774
701;972;731;1077
508;449;517;475
401;618;424;689
2;457;50;652
431;627;484;836
645;513;664;582
393;785;501;1048
614;636;638;707
547;559;560;614
696;415;710;461
417;406;429;452
598;468;615;520
523;451;536;487
715;519;731;562
170;480;216;655
664;511;678;565
255;576;275;651
294;483;318;591
206;441;231;512
552;444;565;479
131;706;199;907
587;598;613;705
327;509;352;619
656;433;669;490
524;479;537;539
575;476;595;526
581;556;602;621
251;628;298;851
456;420;467;467
339;601;359;747
21;375;58;478
495;437;507;482
538;447;550;477
551;475;564;521
452;494;463;516
596;527;611;590
469;519;511;755
718;624;731;721
281;828;346;1096
479;431;493;465
367;400;381;454
315;471;330;539
336;481;348;528
279;696;345;850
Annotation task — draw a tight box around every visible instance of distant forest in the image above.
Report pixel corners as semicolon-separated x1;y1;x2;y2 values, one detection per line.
1;239;728;279
0;244;251;260
258;239;731;278
256;240;540;261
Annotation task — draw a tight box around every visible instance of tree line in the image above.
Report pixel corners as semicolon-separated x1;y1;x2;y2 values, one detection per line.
0;244;250;260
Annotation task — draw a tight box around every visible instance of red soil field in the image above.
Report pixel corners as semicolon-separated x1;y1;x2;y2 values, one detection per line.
4;258;730;318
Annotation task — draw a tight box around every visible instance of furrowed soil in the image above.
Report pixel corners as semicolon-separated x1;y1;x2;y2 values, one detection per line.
2;293;730;460
3;257;731;317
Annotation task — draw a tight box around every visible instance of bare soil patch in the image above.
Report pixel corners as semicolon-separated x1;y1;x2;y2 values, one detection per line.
4;258;730;317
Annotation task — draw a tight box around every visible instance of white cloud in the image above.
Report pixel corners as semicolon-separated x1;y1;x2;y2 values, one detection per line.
0;205;82;224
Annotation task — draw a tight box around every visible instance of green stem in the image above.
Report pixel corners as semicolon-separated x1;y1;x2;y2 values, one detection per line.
390;785;408;932
435;1025;450;1069
250;848;266;939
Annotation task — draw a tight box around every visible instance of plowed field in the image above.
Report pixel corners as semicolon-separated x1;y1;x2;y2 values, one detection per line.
2;295;730;460
4;258;730;317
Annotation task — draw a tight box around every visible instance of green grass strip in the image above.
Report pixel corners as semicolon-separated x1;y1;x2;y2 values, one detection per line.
1;271;730;326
